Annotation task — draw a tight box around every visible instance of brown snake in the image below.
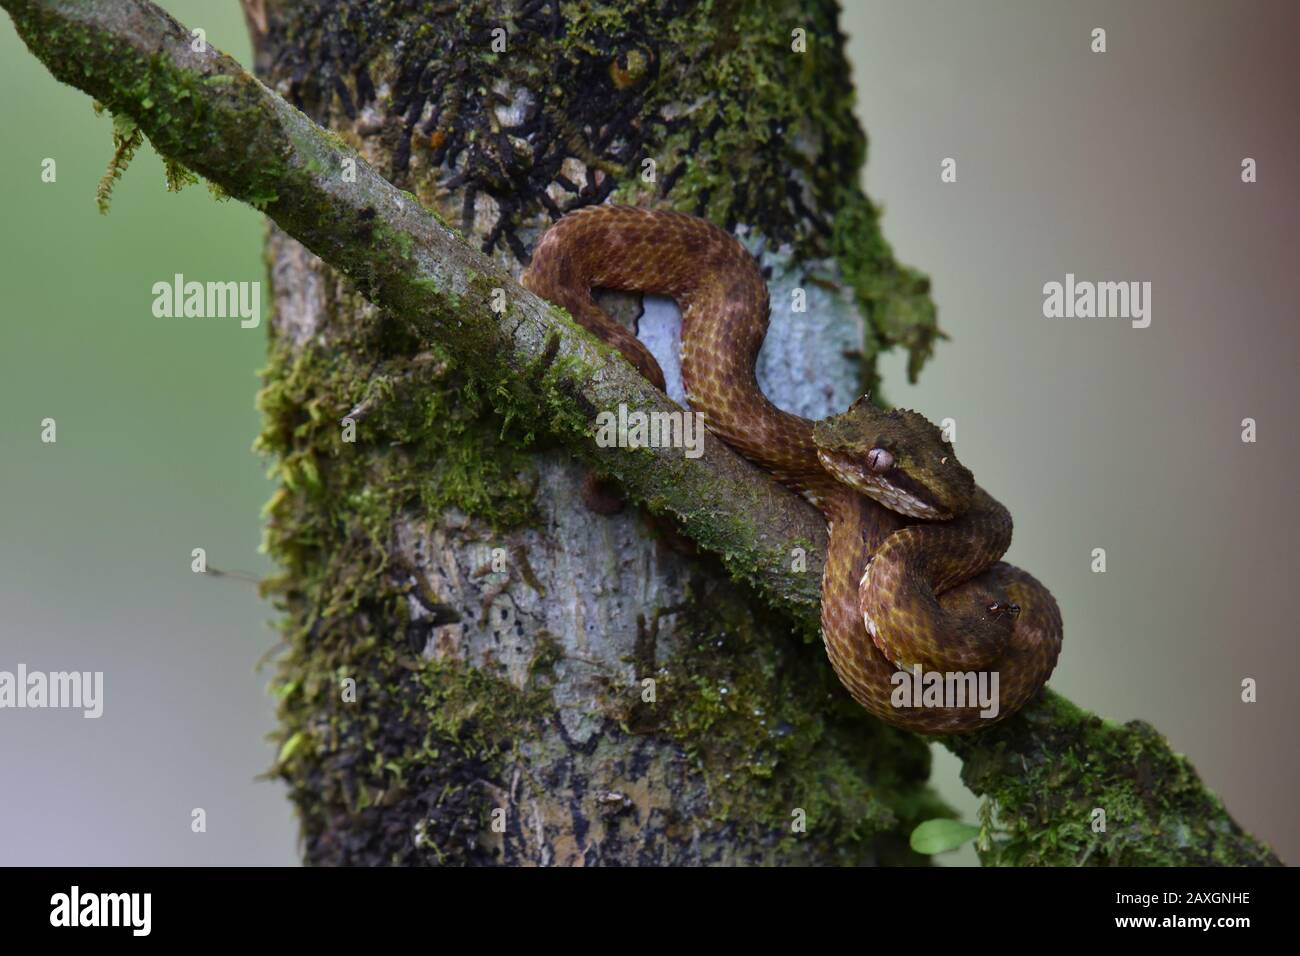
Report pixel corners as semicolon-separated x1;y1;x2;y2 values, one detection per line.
523;205;1062;734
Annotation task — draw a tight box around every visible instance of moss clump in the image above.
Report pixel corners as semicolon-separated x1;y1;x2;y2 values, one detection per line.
829;187;941;393
94;107;143;214
257;317;539;545
274;637;557;865
612;571;946;864
948;693;1281;866
256;296;550;863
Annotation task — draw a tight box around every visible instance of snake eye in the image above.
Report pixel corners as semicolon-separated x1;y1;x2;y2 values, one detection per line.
866;447;894;473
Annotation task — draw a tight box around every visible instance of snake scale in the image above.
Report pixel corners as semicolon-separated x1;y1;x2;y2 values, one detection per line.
523;205;1062;734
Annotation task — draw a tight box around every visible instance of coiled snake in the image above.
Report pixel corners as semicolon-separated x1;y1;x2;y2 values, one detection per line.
523;205;1062;734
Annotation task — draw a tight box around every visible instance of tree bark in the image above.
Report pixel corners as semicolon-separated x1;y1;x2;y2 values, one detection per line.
245;0;944;866
3;0;1280;866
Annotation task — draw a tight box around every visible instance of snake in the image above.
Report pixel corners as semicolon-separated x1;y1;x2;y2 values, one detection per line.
522;205;1062;734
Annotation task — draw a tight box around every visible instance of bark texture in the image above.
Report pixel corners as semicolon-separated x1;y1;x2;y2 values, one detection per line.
249;0;942;865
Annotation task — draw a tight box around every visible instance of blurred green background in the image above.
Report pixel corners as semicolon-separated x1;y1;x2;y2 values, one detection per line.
1;0;1296;866
0;0;291;864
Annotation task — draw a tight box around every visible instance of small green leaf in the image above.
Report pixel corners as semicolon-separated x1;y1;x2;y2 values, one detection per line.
910;818;981;855
277;731;306;764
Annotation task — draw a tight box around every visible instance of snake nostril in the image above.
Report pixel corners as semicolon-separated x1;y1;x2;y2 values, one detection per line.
987;601;1021;620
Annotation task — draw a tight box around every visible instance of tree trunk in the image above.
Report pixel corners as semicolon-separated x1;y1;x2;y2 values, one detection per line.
250;0;943;865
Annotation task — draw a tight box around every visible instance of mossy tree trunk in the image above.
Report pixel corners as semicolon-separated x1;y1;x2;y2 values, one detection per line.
250;0;944;865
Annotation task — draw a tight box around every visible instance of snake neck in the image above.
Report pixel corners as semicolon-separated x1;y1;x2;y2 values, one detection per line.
523;205;832;502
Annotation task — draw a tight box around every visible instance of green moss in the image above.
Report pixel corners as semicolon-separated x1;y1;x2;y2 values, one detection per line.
418;653;554;761
273;636;557;864
13;3;296;218
613;577;946;864
830;187;941;395
256;322;539;540
94;109;142;214
254;290;551;862
946;692;1280;866
163;156;200;192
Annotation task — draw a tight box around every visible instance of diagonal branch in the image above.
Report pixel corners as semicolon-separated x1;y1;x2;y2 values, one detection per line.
4;0;825;619
2;0;1280;866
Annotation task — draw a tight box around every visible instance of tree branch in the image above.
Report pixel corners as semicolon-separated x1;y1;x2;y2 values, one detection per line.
3;0;1280;865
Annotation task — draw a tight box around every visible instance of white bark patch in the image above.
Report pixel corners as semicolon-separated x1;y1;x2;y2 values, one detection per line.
752;239;863;420
395;451;689;743
635;229;864;421
635;294;686;404
267;226;328;346
472;191;501;238
492;81;533;127
545;157;589;207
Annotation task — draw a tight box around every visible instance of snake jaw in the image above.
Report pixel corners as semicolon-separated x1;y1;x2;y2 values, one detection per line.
859;470;953;520
816;448;954;520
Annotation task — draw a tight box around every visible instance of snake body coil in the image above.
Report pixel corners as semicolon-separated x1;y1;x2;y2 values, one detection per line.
523;205;1062;734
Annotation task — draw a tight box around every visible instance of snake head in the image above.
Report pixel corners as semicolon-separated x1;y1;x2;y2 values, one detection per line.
812;396;975;520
